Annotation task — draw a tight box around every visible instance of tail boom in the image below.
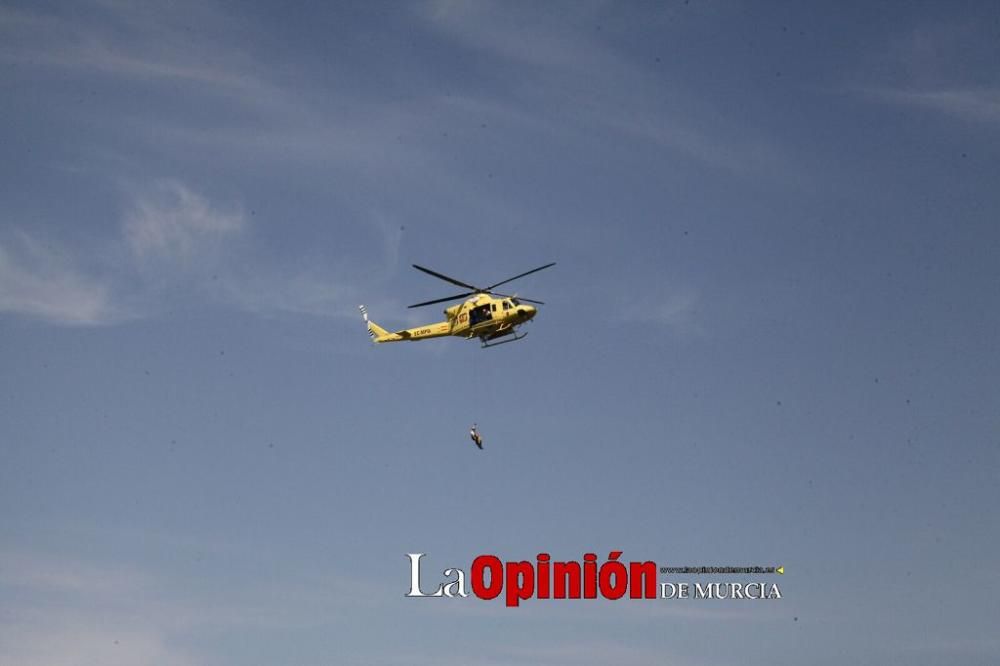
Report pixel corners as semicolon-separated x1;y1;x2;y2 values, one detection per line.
359;305;451;343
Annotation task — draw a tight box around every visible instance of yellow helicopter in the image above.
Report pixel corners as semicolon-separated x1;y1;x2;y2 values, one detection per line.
359;262;555;348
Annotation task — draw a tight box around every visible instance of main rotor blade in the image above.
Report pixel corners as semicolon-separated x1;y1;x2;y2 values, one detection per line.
494;293;545;305
487;262;556;291
412;264;480;291
407;292;475;309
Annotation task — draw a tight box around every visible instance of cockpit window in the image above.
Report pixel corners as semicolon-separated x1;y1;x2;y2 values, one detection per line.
510;298;520;306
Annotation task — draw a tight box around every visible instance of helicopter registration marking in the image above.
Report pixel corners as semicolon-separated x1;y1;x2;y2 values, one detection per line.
414;328;432;336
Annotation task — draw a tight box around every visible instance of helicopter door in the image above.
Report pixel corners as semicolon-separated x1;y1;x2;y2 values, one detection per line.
468;303;493;327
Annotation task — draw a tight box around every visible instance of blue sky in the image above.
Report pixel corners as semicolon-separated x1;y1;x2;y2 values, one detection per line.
2;1;999;664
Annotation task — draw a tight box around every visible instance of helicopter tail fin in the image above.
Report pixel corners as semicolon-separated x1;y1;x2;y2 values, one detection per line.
359;305;393;342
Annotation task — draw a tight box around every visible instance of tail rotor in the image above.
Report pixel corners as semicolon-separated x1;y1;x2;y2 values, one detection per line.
359;305;376;341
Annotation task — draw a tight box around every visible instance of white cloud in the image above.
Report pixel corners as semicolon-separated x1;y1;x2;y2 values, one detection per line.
379;641;692;666
851;19;1000;126
1;180;373;327
0;551;192;666
0;550;152;595
0;232;121;325
862;87;1000;125
501;641;697;666
418;1;797;180
422;0;601;69
123;181;244;263
0;3;290;112
0;617;196;666
217;270;356;318
620;287;702;336
0;546;394;666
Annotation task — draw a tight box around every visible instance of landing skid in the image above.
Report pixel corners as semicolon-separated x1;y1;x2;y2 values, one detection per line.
480;331;528;348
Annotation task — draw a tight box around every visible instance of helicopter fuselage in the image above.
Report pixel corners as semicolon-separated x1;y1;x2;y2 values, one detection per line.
369;294;537;343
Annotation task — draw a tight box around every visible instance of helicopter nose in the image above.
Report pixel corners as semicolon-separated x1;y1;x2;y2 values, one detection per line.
518;305;537;319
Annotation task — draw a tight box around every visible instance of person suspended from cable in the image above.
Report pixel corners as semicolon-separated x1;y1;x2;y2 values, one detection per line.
470;423;483;450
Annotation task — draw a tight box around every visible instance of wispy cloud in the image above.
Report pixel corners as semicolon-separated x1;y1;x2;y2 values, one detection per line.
619;286;702;336
124;180;244;264
0;3;289;112
418;0;798;180
894;635;1000;658
500;641;699;666
422;0;605;69
380;640;696;666
216;270;356;319
0;547;393;666
0;617;196;666
0;549;152;596
860;87;1000;125
851;19;1000;126
0;232;121;325
0;180;373;326
0;551;192;666
120;180;386;321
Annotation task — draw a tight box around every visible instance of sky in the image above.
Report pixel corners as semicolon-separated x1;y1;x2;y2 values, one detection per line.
2;1;999;664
